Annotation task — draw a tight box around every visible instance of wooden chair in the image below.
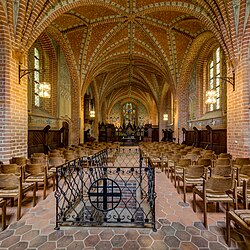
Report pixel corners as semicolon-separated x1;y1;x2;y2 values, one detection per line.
212;158;232;170
63;150;76;161
25;163;55;200
0;198;6;230
184;153;200;164
201;153;217;162
218;153;232;159
9;157;27;166
0;164;25;182
226;209;250;246
167;154;182;179
48;157;66;173
196;158;212;167
233;158;250;168
235;164;250;187
173;158;192;187
30;156;47;165
0;174;36;220
193;176;237;228
211;165;232;177
237;179;250;209
177;164;207;203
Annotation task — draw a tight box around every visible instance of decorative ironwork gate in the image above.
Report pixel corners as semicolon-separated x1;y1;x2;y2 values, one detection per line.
55;147;156;231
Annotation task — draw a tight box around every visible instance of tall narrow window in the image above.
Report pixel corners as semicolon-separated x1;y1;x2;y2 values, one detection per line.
34;48;40;107
207;47;221;111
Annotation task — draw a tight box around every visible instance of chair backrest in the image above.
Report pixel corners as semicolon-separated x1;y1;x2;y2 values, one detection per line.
186;165;206;177
202;153;217;160
169;154;182;162
25;164;45;175
10;157;27;165
234;158;250;167
214;158;231;166
206;176;234;192
30;156;47;165
185;153;200;162
201;149;214;155
32;153;47;158
48;152;62;157
197;158;212;168
184;146;194;151
0;164;21;175
49;157;65;167
177;158;192;167
190;150;201;155
50;149;61;154
63;150;76;161
212;165;232;177
218;153;232;159
240;165;250;176
180;150;188;156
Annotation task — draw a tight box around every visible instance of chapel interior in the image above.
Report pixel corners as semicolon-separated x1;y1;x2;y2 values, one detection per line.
0;0;250;249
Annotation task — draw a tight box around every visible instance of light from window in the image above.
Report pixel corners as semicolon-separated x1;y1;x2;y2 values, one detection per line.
207;47;221;111
34;48;40;107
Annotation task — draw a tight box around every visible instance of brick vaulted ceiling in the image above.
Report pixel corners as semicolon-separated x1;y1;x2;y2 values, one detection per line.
8;0;235;111
50;0;212;108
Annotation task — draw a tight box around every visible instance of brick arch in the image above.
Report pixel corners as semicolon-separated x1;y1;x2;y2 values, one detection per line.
44;27;81;144
176;32;219;140
18;2;236;73
138;3;235;62
22;1;125;51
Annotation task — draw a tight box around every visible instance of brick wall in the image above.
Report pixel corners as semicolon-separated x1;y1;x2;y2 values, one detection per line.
227;52;250;157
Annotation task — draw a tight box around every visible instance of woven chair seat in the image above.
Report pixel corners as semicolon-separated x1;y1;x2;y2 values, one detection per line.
234;210;250;225
226;209;250;246
0;181;33;194
26;174;45;180
185;177;203;184
26;171;54;180
25;163;56;200
193;176;237;228
195;185;233;199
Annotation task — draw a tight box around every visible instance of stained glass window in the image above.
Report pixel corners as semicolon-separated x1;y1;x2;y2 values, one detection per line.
122;102;136;126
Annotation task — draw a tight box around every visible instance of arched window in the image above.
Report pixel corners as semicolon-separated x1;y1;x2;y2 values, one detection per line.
34;47;40;107
122;102;136;126
207;47;221;111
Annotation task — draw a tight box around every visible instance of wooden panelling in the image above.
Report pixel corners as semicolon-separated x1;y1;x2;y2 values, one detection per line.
28;126;64;156
182;126;227;154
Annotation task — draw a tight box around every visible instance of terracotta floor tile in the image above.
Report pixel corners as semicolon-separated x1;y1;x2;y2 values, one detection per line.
0;170;249;250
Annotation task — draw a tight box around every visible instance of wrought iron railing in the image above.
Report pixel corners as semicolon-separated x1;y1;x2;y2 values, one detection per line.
55;146;156;231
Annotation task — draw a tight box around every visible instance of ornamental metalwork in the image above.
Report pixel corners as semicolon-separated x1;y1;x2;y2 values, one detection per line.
55;147;156;231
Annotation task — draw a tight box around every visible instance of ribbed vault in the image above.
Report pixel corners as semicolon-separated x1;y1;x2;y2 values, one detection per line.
4;0;236;123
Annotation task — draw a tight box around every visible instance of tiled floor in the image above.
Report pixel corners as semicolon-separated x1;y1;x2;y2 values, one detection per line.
0;169;249;250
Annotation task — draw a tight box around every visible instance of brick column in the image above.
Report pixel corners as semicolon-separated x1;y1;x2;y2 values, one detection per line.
227;52;250;157
0;46;28;162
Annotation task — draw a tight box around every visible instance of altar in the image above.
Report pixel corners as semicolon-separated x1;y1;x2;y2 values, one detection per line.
121;136;136;146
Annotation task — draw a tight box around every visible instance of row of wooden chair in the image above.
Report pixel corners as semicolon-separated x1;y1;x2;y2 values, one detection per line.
140;141;250;246
0;142;121;230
